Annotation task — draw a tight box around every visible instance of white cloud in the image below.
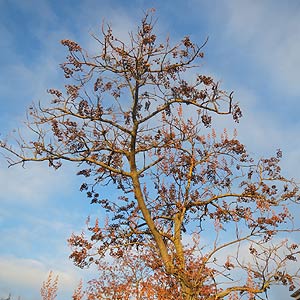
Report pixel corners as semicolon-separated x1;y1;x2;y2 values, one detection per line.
0;163;73;205
0;255;82;300
232;87;300;178
223;0;300;96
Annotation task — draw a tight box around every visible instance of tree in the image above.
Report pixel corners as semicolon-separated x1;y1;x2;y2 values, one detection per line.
1;10;300;300
84;246;183;300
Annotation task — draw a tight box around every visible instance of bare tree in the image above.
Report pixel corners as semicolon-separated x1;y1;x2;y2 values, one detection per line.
1;10;300;300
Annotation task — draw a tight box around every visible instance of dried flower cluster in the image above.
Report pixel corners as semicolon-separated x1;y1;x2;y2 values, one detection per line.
41;272;58;300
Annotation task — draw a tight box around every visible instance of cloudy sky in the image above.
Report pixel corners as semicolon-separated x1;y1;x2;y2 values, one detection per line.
0;1;300;299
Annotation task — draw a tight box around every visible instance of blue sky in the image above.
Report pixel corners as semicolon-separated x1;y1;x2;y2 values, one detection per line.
1;1;300;299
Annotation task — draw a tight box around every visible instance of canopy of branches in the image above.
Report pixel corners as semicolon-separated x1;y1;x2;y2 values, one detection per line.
1;10;300;300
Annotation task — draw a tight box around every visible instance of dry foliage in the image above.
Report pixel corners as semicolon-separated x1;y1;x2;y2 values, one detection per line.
41;271;58;300
2;10;300;300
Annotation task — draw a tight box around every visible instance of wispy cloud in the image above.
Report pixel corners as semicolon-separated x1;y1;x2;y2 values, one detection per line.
0;164;73;205
222;0;300;96
0;255;82;300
